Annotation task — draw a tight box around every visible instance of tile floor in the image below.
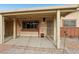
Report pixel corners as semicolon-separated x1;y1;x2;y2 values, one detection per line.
0;37;79;54
5;36;55;48
0;36;63;54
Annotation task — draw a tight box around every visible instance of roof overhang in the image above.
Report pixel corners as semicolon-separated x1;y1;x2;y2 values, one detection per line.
0;4;78;16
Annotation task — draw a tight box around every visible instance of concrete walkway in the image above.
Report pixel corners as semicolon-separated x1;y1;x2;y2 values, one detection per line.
61;37;79;54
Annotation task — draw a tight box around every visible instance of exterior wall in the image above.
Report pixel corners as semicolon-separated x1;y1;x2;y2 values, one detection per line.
3;19;13;42
47;20;54;38
16;18;47;37
4;11;79;38
39;21;47;37
60;11;79;37
16;20;38;36
5;19;13;37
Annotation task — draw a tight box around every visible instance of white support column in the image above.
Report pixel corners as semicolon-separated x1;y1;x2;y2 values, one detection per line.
53;16;57;45
56;10;61;48
13;18;16;39
3;17;5;43
76;8;79;27
0;15;4;44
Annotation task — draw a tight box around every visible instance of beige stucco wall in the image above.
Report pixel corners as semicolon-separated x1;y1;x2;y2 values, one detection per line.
39;21;47;37
20;32;38;36
5;19;13;37
47;20;54;38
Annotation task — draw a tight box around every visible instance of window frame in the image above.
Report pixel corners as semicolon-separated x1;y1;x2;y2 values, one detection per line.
22;20;39;30
63;19;76;27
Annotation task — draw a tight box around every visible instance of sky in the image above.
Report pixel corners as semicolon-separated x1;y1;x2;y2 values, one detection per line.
0;4;64;10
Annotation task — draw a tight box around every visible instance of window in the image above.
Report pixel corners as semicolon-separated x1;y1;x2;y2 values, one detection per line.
63;20;76;27
22;21;39;29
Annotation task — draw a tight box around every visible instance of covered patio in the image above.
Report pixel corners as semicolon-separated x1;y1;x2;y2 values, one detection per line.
0;6;76;49
0;10;61;49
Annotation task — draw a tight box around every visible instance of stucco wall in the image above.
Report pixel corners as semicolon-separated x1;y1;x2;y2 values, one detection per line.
39;21;47;37
5;20;13;37
47;20;54;38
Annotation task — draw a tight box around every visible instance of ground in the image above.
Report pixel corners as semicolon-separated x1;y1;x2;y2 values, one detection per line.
0;37;79;54
0;44;64;54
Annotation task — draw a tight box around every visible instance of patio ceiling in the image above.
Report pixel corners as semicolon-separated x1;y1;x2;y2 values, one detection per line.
4;13;56;22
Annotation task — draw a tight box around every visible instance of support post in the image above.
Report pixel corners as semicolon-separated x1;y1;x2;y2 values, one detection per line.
13;18;16;39
56;10;61;48
0;15;4;44
53;16;57;45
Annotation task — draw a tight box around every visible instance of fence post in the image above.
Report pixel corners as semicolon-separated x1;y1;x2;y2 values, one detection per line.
63;31;68;54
